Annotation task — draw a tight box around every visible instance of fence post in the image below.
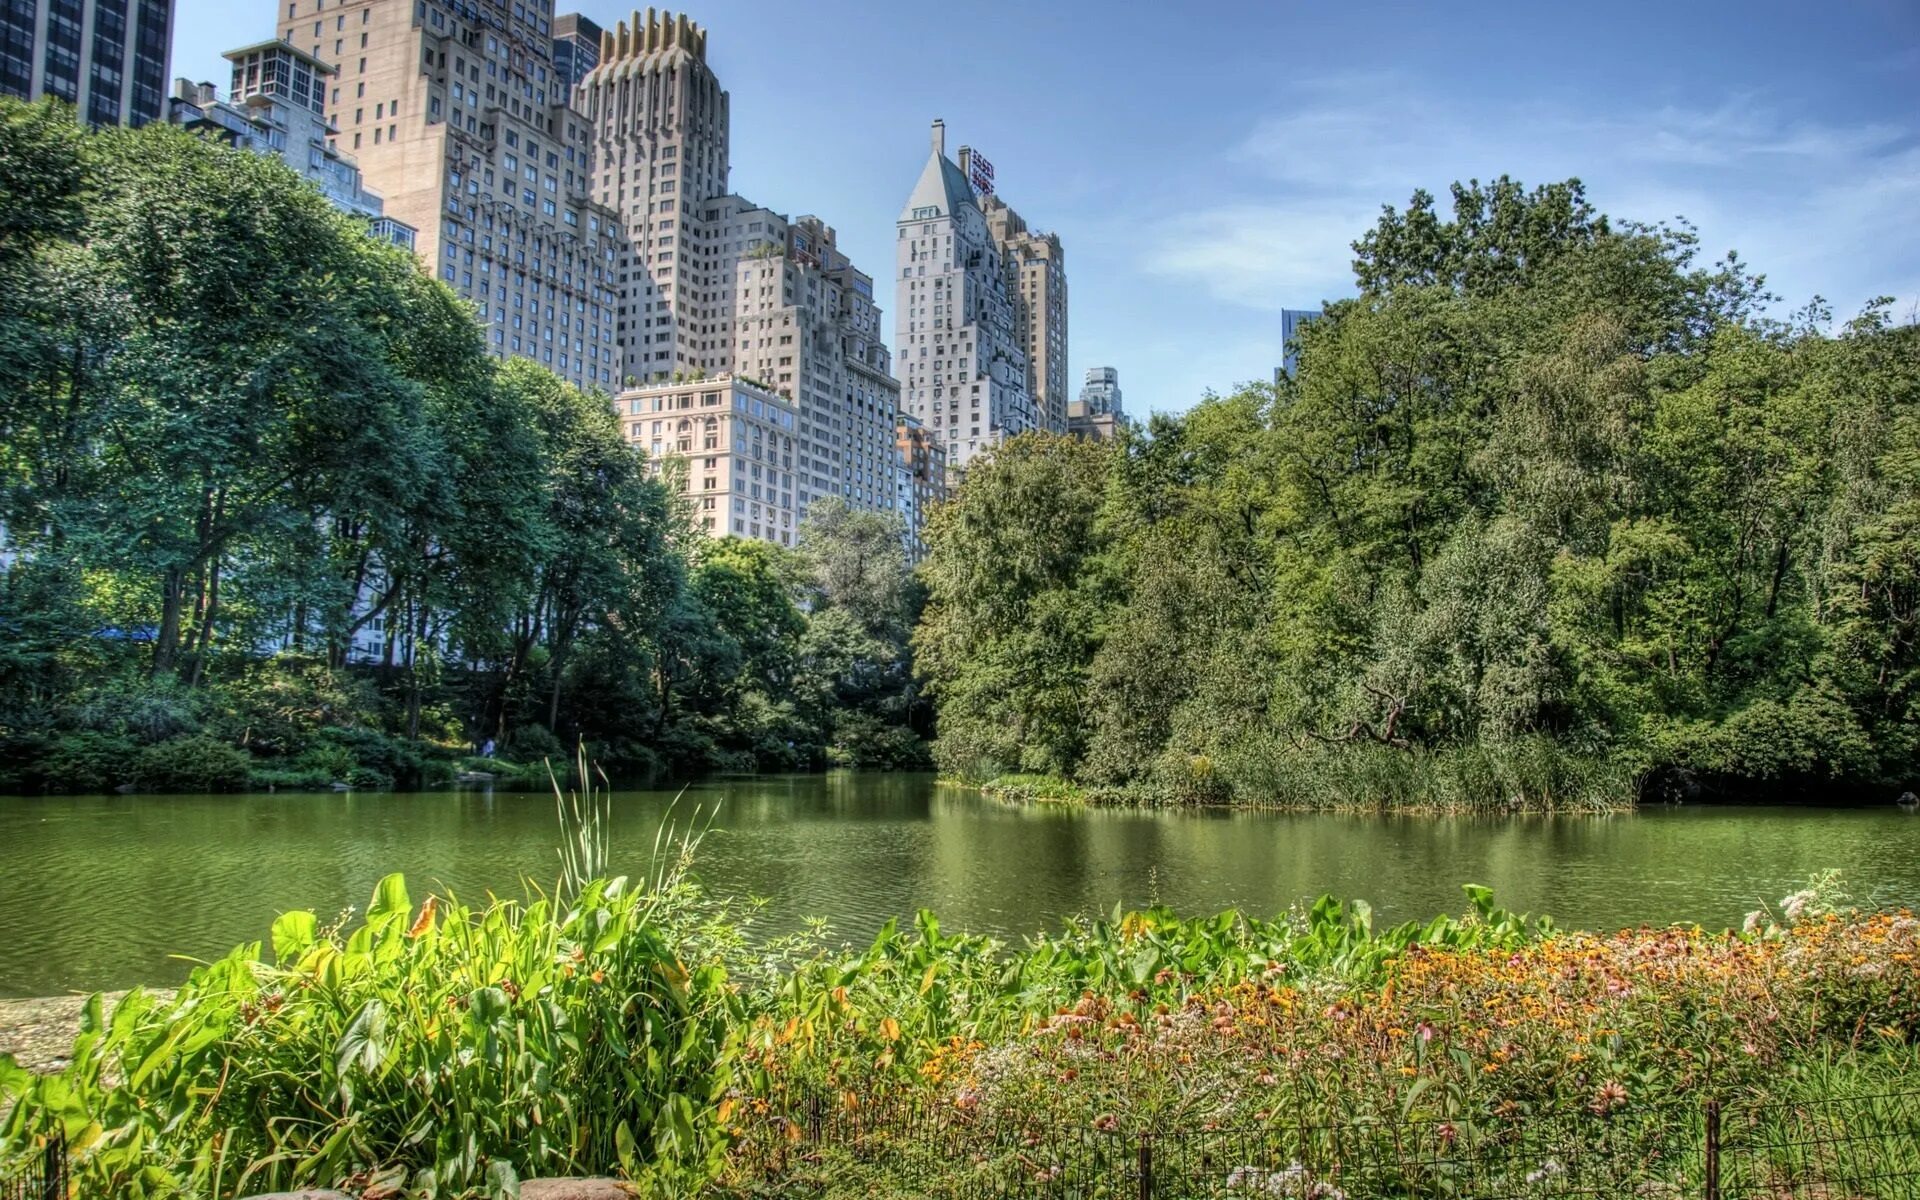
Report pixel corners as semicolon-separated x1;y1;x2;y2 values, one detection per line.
1136;1133;1153;1200
1703;1098;1720;1200
40;1131;63;1200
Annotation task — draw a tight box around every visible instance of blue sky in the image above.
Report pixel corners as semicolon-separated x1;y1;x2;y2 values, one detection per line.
171;0;1920;417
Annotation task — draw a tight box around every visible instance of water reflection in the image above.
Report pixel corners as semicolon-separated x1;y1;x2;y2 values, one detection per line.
1;773;1917;996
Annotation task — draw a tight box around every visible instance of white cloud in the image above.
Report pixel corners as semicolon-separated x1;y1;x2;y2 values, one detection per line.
1143;205;1360;311
1143;76;1920;321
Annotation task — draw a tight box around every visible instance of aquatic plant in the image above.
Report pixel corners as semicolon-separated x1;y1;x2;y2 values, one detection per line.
0;870;739;1198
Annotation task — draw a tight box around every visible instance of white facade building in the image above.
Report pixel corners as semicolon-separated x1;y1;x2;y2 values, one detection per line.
895;119;1038;474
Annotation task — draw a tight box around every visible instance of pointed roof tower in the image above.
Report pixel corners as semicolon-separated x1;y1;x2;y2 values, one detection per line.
899;118;977;222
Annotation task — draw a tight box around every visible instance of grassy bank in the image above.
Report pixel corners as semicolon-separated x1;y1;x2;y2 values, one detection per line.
3;864;1914;1197
976;737;1642;814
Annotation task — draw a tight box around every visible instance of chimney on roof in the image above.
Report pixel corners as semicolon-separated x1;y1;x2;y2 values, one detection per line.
931;118;945;157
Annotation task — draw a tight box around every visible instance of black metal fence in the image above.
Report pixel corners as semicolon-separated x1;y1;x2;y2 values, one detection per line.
1718;1092;1920;1200
0;1134;63;1200
731;1089;1920;1198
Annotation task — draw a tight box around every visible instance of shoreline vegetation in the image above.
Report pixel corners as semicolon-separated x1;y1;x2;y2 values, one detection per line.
973;738;1643;814
913;184;1920;816
3;105;1918;813
2;102;932;803
1;858;1913;1197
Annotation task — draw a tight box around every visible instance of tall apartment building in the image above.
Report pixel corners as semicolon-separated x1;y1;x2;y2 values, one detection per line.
2;0;172;125
979;187;1067;433
571;10;726;385
893;414;945;563
548;11;596;93
581;10;908;546
1076;365;1121;417
275;0;628;392
896;119;1036;473
170;40;417;249
1069;365;1122;442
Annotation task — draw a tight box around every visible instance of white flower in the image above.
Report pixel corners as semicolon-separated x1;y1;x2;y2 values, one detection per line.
1742;910;1764;934
1782;890;1810;922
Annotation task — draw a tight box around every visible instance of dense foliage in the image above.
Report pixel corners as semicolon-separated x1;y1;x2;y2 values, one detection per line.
731;883;1919;1197
918;179;1920;807
0;867;744;1197
4;867;1914;1197
0;99;925;791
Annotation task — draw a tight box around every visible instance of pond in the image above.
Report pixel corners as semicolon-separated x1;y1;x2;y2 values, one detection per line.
3;772;1918;997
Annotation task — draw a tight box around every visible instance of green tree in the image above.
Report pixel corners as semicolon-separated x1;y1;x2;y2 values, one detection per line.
915;434;1115;778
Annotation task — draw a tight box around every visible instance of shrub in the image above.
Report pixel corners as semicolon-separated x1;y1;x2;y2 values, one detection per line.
829;712;932;770
39;731;138;793
63;678;200;744
1215;733;1635;812
415;756;456;787
209;657;381;757
0;734;52;792
290;742;353;782
246;766;335;791
318;725;423;788
981;773;1088;803
502;722;565;763
344;765;391;790
131;735;251;793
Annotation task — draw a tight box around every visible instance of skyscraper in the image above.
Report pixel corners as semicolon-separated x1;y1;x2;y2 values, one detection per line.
571;9;728;386
549;11;598;94
2;0;173;126
1280;307;1320;378
979;185;1067;434
1076;366;1121;417
275;0;629;392
896;119;1037;473
1068;366;1122;442
576;10;910;545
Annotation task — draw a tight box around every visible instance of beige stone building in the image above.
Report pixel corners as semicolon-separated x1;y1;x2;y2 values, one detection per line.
262;1;926;550
617;375;797;545
576;11;908;535
893;414;946;563
277;0;628;392
980;189;1068;434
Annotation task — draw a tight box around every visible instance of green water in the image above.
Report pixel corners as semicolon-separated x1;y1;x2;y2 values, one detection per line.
3;772;1918;998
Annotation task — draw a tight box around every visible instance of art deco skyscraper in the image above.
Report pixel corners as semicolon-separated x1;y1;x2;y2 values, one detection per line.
578;10;909;546
895;119;1037;472
571;9;728;385
275;0;628;392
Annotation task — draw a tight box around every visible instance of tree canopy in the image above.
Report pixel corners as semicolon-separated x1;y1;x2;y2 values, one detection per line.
917;177;1920;805
0;99;927;792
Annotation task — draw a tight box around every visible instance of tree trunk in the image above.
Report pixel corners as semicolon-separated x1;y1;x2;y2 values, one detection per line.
185;555;221;688
405;597;427;742
151;565;185;676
